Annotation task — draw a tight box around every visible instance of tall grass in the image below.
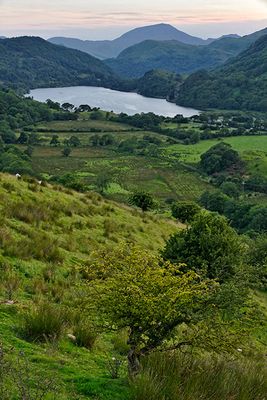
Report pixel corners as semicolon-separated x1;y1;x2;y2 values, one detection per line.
4;231;64;263
21;301;68;342
131;352;267;400
73;319;98;350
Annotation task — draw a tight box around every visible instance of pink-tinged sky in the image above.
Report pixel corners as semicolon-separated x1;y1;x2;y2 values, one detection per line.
0;0;267;39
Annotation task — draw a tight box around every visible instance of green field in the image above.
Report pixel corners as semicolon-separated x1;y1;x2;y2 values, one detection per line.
20;116;212;204
166;136;267;164
24;117;267;205
30;146;210;204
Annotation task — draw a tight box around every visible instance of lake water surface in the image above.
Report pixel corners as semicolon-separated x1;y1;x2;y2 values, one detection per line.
29;86;199;117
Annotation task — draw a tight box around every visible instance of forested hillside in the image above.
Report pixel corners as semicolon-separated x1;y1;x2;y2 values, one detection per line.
0;36;119;90
135;69;182;98
105;39;235;78
176;35;267;111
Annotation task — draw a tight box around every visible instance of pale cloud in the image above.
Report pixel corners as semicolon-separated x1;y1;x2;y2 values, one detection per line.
0;0;266;38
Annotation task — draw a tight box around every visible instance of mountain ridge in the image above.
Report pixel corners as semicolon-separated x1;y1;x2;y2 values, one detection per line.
105;26;267;78
49;23;216;59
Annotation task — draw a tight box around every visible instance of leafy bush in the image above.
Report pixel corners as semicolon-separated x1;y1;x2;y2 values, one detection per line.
129;192;155;212
171;201;201;223
162;211;243;281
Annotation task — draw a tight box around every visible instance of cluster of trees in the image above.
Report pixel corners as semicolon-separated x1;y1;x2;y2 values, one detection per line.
90;134;115;147
89;132;163;156
135;69;182;99
200;142;242;175
0;143;33;175
200;190;267;234
0;89;80;147
50;135;81;148
0;89;52;144
113;112;164;130
196;143;267;234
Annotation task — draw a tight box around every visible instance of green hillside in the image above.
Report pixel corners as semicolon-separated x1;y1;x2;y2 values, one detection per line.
0;173;266;399
0;37;119;91
106;39;234;78
176;35;267;112
207;26;267;56
135;69;182;99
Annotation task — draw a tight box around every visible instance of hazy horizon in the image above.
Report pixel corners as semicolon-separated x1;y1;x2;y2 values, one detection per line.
0;0;267;40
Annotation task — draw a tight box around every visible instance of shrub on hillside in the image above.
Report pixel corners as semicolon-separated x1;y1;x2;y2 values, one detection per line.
171;201;201;223
1;268;20;301
21;301;67;342
129;192;156;212
73;319;98;349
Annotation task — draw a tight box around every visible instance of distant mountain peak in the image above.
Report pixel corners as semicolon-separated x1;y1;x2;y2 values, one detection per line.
49;23;207;59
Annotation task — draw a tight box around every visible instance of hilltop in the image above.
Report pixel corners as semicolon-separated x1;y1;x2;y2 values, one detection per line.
0;36;119;90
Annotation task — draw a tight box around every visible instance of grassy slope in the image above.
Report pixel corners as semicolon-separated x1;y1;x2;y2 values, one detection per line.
1;173;265;400
0;173;179;399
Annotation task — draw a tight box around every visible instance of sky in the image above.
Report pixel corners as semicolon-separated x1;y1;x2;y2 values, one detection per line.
0;0;267;39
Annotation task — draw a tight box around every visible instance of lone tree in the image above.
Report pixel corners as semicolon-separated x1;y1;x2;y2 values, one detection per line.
129;191;155;212
96;173;111;194
68;135;81;147
62;147;71;157
82;245;217;375
61;102;74;112
50;135;60;147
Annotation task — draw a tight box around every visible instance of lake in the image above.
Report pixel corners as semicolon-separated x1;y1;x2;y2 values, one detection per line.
28;86;199;117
